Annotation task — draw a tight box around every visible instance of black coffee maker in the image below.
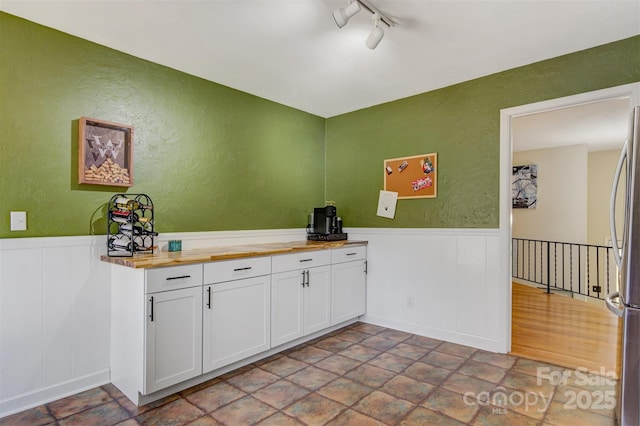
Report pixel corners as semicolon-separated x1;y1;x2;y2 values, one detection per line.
307;206;348;241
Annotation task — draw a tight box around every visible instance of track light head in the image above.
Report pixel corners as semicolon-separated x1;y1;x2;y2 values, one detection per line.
365;14;384;49
333;1;361;28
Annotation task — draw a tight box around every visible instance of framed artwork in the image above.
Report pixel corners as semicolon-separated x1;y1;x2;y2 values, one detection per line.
383;153;437;199
78;117;134;186
512;164;537;208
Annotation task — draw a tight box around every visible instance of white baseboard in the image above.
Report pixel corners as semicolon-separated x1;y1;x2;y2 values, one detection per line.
0;370;110;418
360;315;505;354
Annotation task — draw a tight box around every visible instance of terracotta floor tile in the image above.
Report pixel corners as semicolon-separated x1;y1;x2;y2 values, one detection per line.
511;357;565;378
315;354;362;375
442;372;496;396
48;387;113;419
381;374;435;404
184;415;223;425
420;350;466;370
437;342;478;359
492;385;550;421
399;406;466;426
472;350;517;369
333;329;370;343
387;342;432;361
57;401;130;426
376;329;412;342
287;346;333;364
255;411;305;425
337;344;381;362
458;359;509;383
367;352;414;373
421;386;481;423
500;369;556;395
5;322;620;426
136;398;205;426
283;393;346;425
259;355;308;377
102;383;126;400
225;367;280;393
345;364;395;388
325;408;387;426
553;384;616;418
313;336;354;352
402;361;452;386
183;381;246;413
352;390;414;424
360;335;397;351
253;379;311;409
0;404;55;426
287;366;339;390
471;404;543;426
317;377;373;406
209;396;276;425
404;334;443;349
542;400;615;426
349;323;386;335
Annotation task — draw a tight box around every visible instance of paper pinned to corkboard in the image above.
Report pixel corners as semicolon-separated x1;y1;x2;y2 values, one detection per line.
383;153;437;199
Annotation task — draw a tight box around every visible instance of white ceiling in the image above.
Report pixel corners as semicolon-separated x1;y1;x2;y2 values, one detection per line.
512;97;632;152
1;0;639;119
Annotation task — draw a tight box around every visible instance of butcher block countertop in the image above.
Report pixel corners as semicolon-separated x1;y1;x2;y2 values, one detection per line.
100;240;368;269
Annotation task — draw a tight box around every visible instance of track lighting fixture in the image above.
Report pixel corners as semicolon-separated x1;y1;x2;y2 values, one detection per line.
365;14;384;49
332;0;395;50
333;0;361;28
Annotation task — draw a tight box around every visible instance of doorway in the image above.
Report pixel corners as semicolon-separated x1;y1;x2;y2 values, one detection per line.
499;82;640;364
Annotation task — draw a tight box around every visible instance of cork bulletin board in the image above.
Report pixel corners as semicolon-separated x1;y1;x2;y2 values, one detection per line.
384;153;437;199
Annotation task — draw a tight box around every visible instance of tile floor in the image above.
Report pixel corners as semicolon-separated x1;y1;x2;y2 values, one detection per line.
2;322;617;425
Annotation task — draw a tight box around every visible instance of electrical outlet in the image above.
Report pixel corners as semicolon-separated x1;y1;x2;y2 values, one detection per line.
406;296;415;309
10;211;27;231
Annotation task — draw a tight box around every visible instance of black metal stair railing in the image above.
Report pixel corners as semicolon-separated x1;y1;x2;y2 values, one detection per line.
511;238;619;300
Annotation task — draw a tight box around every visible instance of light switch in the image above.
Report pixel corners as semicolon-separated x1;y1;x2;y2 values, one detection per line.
10;211;27;231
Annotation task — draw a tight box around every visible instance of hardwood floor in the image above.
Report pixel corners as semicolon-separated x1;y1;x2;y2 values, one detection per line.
510;282;621;377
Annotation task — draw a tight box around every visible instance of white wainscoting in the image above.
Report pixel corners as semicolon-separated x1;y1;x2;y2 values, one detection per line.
347;227;509;354
0;229;306;418
0;227;509;417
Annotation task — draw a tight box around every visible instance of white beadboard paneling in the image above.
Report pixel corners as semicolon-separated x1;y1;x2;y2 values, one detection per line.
348;227;508;353
0;228;310;417
43;248;73;388
0;248;44;399
455;235;487;336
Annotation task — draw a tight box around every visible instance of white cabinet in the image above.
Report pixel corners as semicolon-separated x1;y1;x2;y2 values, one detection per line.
331;246;367;325
202;257;271;373
145;285;202;394
271;251;331;347
110;263;204;404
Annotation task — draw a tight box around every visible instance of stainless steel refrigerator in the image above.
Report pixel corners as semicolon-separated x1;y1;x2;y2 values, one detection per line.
607;105;640;426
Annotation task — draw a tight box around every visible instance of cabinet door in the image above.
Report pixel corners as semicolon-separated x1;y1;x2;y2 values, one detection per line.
331;260;366;325
304;265;331;335
203;276;271;373
271;270;305;347
145;286;202;394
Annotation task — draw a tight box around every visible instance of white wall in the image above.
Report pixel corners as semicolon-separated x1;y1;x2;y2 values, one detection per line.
512;144;588;244
0;227;506;417
588;149;626;246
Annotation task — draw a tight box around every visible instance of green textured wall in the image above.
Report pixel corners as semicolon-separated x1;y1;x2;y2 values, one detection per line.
325;36;640;228
0;13;326;238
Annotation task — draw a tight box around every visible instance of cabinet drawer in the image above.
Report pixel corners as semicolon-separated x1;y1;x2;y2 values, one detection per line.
146;264;203;294
204;256;271;284
331;245;366;264
272;250;331;273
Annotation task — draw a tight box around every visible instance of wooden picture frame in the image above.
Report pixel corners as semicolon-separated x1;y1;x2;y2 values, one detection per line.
384;153;437;199
78;117;134;186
